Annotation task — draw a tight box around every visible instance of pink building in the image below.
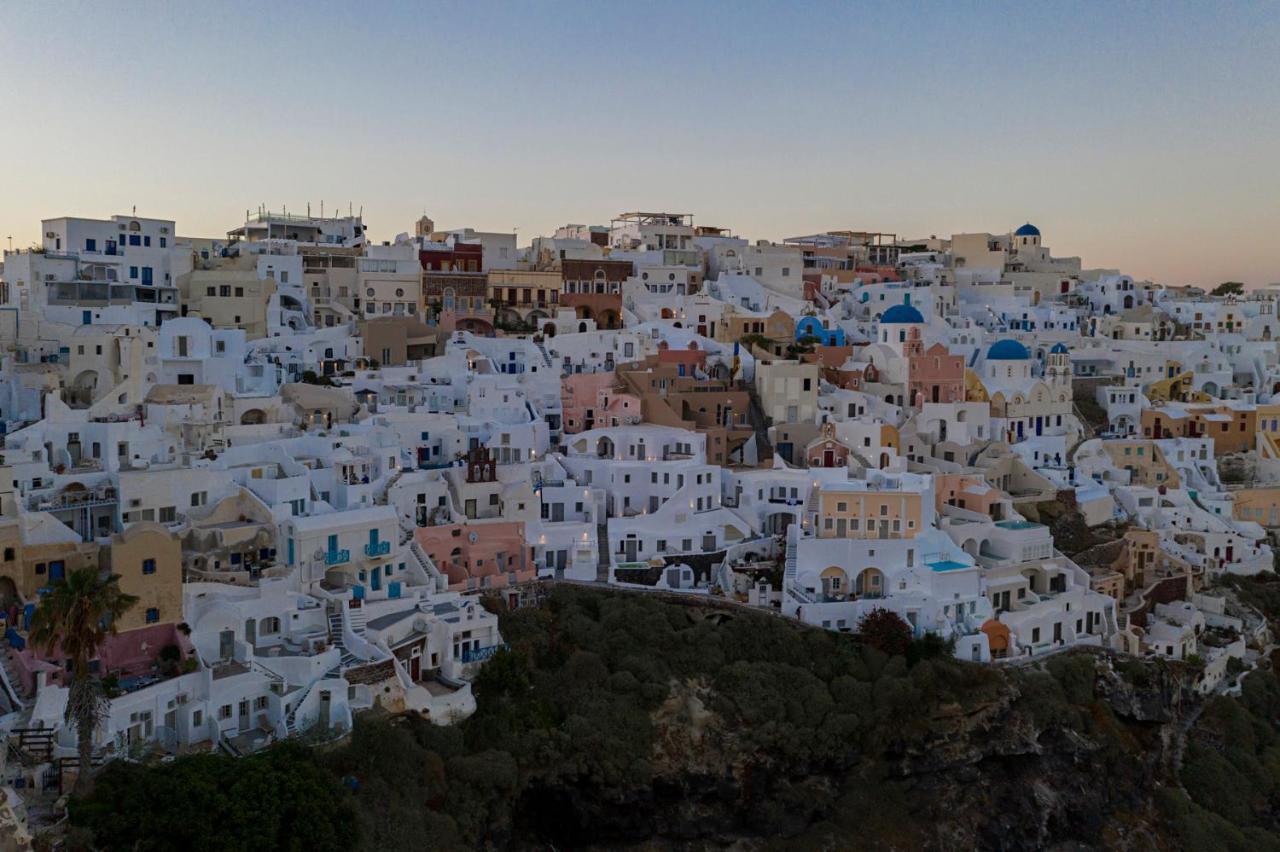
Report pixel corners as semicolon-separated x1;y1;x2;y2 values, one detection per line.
414;522;535;592
655;340;707;376
561;373;641;433
907;339;965;408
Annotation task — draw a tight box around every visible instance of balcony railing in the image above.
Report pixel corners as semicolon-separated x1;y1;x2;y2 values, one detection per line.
460;643;508;664
364;541;391;557
324;549;350;566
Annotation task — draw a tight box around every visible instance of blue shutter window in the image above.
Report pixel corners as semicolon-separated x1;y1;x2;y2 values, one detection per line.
142;558;156;575
129;266;138;279
145;608;159;624
160;237;167;248
85;238;96;252
143;236;151;247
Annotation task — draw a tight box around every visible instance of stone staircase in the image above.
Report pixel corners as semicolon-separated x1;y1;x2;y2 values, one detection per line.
284;681;318;736
595;522;611;583
327;611;359;670
534;340;554;371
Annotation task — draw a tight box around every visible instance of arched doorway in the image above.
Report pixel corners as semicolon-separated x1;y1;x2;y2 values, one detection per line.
240;409;266;425
855;567;884;599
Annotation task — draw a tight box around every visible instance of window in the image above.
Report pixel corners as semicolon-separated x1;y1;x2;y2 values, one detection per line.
218;704;232;720
142;558;156;575
145;608;159;624
160;237;167;248
1;548;10;562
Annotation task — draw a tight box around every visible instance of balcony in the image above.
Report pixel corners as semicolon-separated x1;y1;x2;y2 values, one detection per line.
324;549;350;566
364;541;391;558
460;643;507;664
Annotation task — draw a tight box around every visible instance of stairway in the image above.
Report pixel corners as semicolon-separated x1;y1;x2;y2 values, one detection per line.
327;611;359;669
534;340;554;371
744;392;774;464
0;649;28;711
784;523;799;588
284;681;317;736
595;522;611;583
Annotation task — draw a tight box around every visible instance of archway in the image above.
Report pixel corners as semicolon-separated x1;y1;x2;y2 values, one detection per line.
240;409;266;425
820;566;849;600
854;567;884;599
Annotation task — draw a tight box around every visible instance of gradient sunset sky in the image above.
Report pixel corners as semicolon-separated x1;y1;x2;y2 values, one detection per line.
1;0;1277;286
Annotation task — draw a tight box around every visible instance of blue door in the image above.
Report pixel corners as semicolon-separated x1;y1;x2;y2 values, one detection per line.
49;561;65;582
389;581;401;599
141;267;153;286
287;538;295;566
327;534;338;556
82;311;92;325
370;568;381;592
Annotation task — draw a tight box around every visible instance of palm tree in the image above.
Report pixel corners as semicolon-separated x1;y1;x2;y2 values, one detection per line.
29;567;138;793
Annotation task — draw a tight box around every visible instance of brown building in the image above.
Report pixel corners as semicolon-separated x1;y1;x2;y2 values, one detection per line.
616;358;757;467
1141;403;1256;455
359;316;443;366
487;270;562;327
561;259;633;295
422;272;493;335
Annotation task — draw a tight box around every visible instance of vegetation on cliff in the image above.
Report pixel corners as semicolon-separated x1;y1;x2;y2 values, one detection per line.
67;580;1280;850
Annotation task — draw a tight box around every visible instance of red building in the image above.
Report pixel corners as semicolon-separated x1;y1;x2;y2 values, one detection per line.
420;242;483;272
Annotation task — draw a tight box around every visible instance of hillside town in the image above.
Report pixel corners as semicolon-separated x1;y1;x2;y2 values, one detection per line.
0;207;1273;805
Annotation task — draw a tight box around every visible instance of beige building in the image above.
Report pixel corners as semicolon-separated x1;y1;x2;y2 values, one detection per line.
181;262;276;339
755;360;820;425
105;523;183;632
358;245;422;320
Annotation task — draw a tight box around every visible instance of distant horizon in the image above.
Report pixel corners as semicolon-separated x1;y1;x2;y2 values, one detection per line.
1;0;1276;287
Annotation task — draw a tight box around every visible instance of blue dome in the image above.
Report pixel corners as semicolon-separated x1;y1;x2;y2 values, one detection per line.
880;303;924;324
987;339;1030;360
1050;342;1069;354
1014;223;1040;237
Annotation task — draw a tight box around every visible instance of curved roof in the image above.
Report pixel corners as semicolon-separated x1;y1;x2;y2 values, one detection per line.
987;339;1031;360
880;303;924;324
1014;223;1040;237
1050;342;1069;354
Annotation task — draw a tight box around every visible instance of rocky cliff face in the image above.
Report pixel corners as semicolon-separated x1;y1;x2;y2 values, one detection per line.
557;653;1199;851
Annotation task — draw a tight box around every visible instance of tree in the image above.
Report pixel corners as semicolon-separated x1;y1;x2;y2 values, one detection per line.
856;608;913;657
29;567;138;793
1212;281;1244;297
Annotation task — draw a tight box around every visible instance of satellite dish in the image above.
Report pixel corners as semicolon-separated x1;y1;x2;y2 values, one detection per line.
468;531;478;544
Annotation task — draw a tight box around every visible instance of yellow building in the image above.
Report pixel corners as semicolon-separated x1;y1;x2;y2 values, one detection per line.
105;523;183;632
1101;441;1181;488
813;484;922;540
487;269;562;326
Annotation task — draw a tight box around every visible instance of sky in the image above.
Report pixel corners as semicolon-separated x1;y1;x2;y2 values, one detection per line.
1;0;1277;286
